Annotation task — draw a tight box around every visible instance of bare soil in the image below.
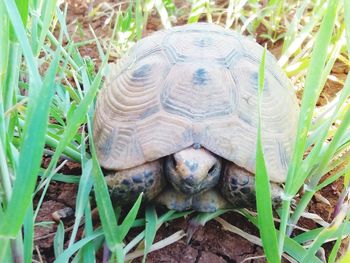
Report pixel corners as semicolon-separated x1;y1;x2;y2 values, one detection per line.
33;1;349;262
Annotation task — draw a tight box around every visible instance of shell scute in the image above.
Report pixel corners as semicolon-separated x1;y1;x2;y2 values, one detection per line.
160;63;238;120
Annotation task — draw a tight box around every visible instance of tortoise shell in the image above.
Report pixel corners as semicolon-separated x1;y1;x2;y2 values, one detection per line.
93;23;299;183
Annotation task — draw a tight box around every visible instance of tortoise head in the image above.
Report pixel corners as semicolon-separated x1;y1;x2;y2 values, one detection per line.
165;145;222;195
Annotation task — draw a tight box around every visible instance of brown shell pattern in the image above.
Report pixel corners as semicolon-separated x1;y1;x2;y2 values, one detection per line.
93;23;299;183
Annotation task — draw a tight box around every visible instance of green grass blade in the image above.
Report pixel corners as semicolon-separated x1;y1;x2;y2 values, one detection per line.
0;0;9;90
345;0;350;53
8;0;29;43
118;193;143;241
143;205;157;263
3;0;41;87
188;0;209;23
225;0;234;27
255;47;280;262
0;0;9;165
281;0;309;54
190;210;230;226
135;0;143;39
87;111;121;255
3;44;21;129
14;0;29;27
36;0;57;56
154;0;171;29
0;239;11;263
328;239;342;263
23;203;34;263
81;202;96;263
54;221;65;258
292;222;350;243
0;135;11;201
54;230;103;263
50;173;81;184
282;236;322;263
69;158;93;246
316;163;350;191
91;157;119;250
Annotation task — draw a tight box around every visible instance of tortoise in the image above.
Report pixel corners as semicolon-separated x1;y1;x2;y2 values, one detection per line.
93;23;299;212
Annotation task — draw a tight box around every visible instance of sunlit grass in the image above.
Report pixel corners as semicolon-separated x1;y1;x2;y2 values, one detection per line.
0;0;349;262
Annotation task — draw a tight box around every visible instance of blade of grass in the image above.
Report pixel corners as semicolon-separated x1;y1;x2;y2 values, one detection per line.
54;230;103;263
293;222;350;243
0;0;9;137
154;0;172;29
0;135;11;201
0;0;9;83
189;209;231;226
54;221;65;258
281;0;309;54
81;202;96;263
3;0;41;87
188;0;209;23
36;0;58;56
142;205;157;263
125;230;186;261
345;0;350;53
23;203;34;263
135;0;143;39
90;156;120;250
50;173;81;184
117;194;143;241
323;213;349;263
68;158;93;246
256;47;280;262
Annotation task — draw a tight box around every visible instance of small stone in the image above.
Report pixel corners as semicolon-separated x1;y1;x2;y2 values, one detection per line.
52;207;74;222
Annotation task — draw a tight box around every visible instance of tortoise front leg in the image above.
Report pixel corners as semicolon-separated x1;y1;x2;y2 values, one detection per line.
220;162;283;209
105;160;166;205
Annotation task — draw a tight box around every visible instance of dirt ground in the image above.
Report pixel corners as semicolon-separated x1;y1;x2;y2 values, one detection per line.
33;1;349;262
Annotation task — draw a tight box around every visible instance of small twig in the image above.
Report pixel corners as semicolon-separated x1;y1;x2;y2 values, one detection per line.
35;245;44;263
125;230;186;261
241;255;266;263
